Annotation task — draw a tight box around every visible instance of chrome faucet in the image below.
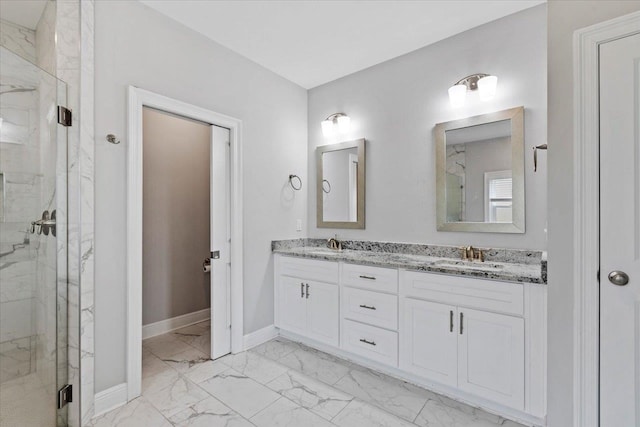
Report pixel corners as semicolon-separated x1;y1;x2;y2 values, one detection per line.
461;246;484;262
328;235;343;251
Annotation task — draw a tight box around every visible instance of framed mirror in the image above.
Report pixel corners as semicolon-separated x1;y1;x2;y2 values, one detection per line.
435;106;524;233
317;138;366;229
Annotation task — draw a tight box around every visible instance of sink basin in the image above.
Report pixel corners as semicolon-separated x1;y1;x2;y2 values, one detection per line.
433;259;504;271
301;247;343;256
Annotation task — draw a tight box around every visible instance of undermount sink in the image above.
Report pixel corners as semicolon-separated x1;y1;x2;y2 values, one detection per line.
302;247;343;255
433;259;504;271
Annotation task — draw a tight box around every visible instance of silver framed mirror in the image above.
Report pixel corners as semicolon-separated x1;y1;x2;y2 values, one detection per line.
316;138;366;229
435;106;525;233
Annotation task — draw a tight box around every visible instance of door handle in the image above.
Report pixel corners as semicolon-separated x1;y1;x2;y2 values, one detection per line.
608;271;629;286
459;312;464;335
450;310;454;332
301;283;304;298
306;283;309;299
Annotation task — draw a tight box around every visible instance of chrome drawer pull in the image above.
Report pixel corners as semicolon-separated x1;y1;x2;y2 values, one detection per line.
301;283;304;298
359;275;376;280
359;304;376;310
359;338;376;346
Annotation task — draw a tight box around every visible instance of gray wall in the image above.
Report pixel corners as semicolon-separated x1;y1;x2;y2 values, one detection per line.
307;5;547;250
546;1;640;426
94;0;307;392
142;108;211;326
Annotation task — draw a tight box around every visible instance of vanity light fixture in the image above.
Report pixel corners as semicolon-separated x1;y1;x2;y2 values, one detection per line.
321;113;351;137
448;73;498;107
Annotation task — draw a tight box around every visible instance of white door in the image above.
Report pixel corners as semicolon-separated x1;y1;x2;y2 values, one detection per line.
600;32;640;426
210;125;231;359
400;298;458;387
457;308;524;410
278;276;308;335
306;280;340;346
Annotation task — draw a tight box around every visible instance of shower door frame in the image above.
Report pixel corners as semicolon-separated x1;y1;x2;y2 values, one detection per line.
125;86;244;401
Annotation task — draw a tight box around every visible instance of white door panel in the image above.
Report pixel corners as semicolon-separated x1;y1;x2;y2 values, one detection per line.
400;298;458;387
211;125;231;359
278;276;307;335
306;281;340;346
600;32;640;426
457;308;524;410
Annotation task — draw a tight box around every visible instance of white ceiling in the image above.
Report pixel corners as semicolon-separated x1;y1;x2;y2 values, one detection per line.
0;0;47;30
141;0;545;89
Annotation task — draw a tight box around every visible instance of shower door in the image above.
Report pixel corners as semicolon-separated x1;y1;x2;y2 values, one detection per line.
0;46;69;426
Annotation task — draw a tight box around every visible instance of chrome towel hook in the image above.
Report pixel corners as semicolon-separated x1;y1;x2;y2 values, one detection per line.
288;174;302;191
106;134;120;144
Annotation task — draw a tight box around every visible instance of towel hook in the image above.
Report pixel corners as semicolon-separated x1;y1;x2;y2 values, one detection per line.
106;134;120;144
288;174;302;191
533;144;547;172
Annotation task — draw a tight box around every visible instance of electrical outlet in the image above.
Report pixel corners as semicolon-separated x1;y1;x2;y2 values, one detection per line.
296;219;302;231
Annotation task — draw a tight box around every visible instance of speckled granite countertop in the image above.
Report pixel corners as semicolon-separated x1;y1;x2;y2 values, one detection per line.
272;239;547;285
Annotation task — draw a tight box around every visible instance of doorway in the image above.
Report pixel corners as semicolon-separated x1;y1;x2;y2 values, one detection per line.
126;87;244;401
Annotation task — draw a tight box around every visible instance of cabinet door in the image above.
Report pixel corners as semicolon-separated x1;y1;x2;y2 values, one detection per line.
400;298;458;387
457;308;524;410
306;280;340;346
278;276;307;335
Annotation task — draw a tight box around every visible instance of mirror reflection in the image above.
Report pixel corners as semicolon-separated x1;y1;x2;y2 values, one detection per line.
445;119;512;223
317;138;365;228
435;106;524;233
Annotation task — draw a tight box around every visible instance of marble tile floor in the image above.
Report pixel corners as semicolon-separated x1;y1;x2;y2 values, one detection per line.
90;321;527;427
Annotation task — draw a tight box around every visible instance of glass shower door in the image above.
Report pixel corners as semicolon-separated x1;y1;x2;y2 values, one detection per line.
0;46;69;426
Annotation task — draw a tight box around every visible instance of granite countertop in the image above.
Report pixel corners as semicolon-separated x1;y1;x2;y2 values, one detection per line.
272;239;547;285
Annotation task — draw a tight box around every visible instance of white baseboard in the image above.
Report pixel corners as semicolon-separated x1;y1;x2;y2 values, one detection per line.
142;308;210;340
93;383;128;418
243;324;278;350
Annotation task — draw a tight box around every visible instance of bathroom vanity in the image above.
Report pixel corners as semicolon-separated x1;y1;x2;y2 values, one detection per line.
272;240;546;426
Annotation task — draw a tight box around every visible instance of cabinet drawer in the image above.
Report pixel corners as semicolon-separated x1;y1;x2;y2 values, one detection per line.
342;287;398;330
401;270;524;316
342;319;398;366
342;263;398;293
279;256;339;284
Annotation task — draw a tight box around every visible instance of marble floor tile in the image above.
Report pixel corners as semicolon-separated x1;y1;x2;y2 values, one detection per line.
332;399;416;427
250;397;334;427
221;351;289;384
266;369;352;420
182;358;229;384
88;397;171;427
199;369;281;418
142;365;182;395
278;347;351;385
414;393;526;427
143;334;195;359
168;396;255;427
159;346;209;372
333;365;430;422
142;352;176;379
144;375;210;418
249;338;301;361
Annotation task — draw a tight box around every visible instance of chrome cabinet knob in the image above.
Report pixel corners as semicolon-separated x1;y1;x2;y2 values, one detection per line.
608;271;629;286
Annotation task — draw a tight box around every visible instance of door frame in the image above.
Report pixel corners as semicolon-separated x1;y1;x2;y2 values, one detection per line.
573;11;640;427
125;86;244;400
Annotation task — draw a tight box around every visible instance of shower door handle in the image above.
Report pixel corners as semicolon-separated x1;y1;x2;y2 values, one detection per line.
31;210;56;236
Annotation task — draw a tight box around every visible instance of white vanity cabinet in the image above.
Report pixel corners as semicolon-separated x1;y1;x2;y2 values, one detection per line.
274;256;340;346
400;270;526;410
273;253;547;425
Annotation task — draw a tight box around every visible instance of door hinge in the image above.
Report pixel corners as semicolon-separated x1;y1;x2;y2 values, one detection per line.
57;106;72;127
57;384;72;409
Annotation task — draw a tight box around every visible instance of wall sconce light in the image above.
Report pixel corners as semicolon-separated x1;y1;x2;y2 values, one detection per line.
448;73;498;107
321;112;351;137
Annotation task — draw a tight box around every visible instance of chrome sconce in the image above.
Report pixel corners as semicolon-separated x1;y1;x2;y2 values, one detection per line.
321;112;351;138
448;73;498;108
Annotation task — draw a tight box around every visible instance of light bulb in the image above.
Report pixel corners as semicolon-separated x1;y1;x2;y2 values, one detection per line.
478;75;498;101
337;115;350;133
448;84;467;108
321;119;334;137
